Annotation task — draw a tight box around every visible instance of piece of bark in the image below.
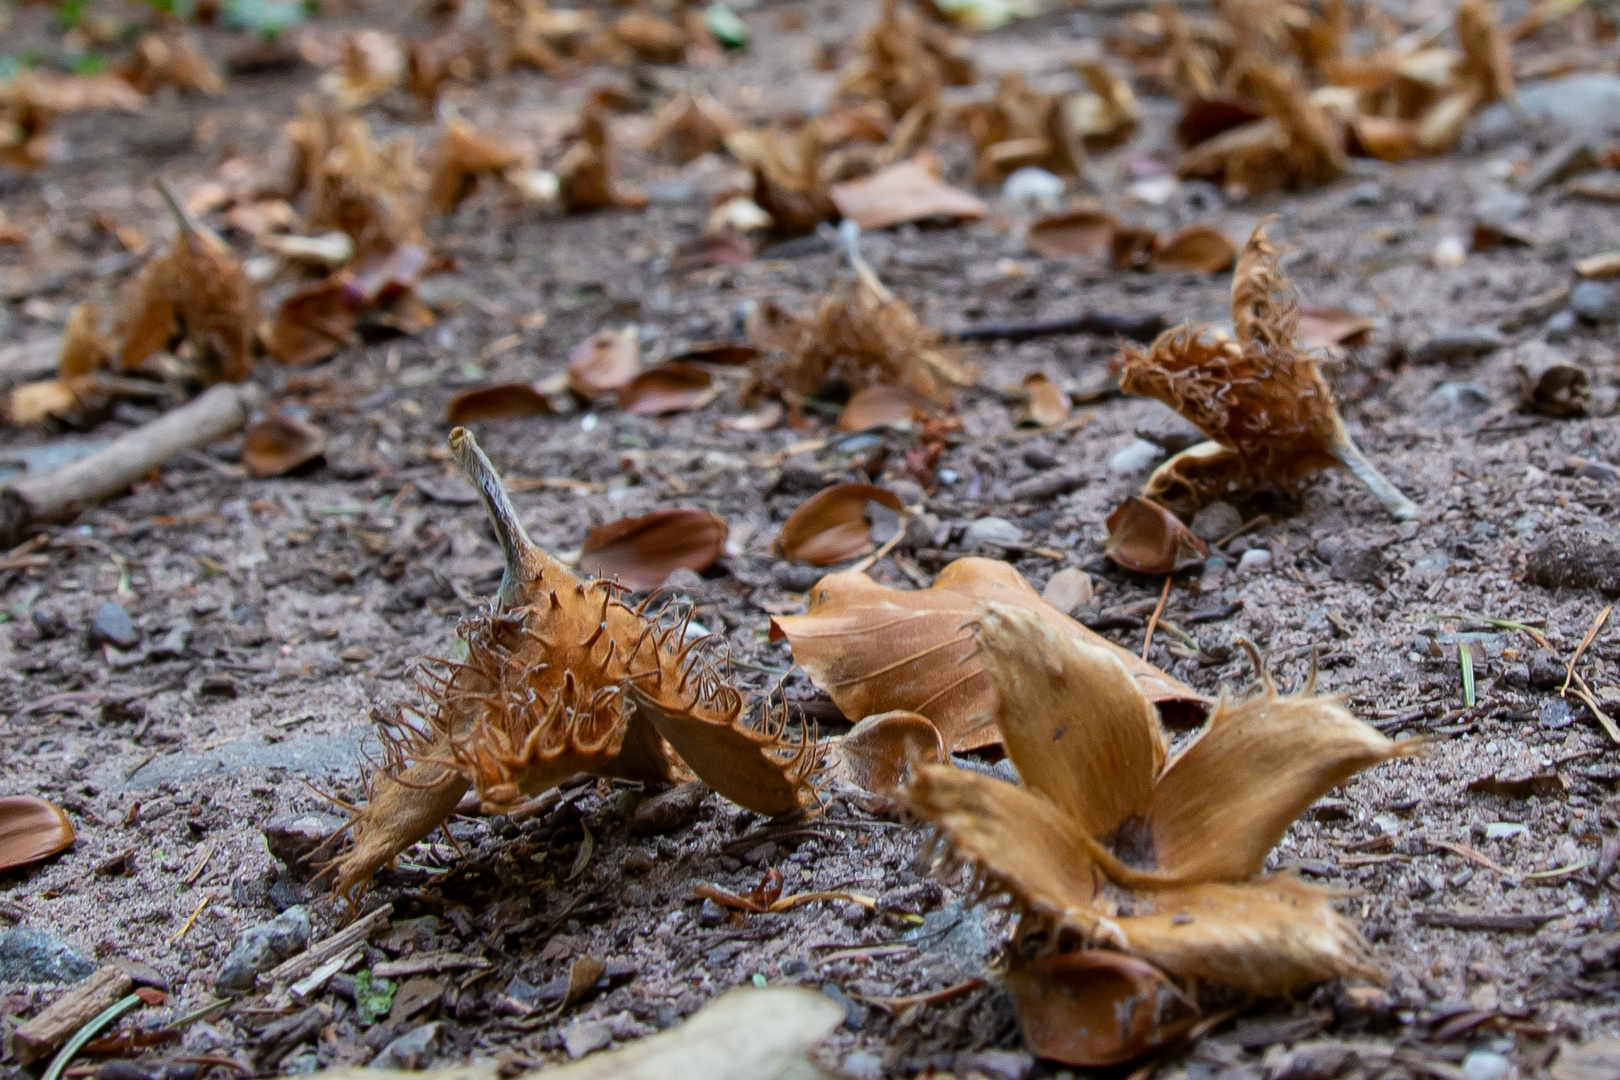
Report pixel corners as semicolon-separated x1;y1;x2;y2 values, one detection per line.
0;381;264;546
1413;910;1557;932
264;903;393;989
11;966;133;1064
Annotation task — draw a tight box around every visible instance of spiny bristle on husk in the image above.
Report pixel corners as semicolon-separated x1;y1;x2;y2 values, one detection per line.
327;429;821;902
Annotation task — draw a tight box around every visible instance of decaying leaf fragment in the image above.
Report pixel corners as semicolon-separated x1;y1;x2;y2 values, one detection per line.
241;415;328;478
555;100;642;214
725;124;836;236
645;92;740;163
328;430;818;900
119;183;257;386
771;557;1208;751
1116;220;1416;520
907;602;1418;1013
0;71;145;170
321;29;407;109
1178;63;1344;192
119;33;225;96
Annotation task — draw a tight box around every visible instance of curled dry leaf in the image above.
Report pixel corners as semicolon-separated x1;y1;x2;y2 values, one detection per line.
445;383;557;425
1105;496;1208;575
59;302;113;381
1040;566;1093;614
328;429;818;901
1117;220;1416;520
1021;373;1070;428
430;116;527;212
826;710;946;806
770;557;1208;750
321;29;407;108
829;152;987;231
241;415;328;478
906;602;1419;995
1004;950;1199;1066
835;0;969;122
612;11;688;64
557;101;636;215
579;508;729;590
645;92;741;164
672;343;760;366
1178;63;1344;193
1517;360;1589;419
568;327;640;397
618;363;717;416
1154;225;1235;273
293;109;428;261
120;182;257;386
0;796;75;872
838;383;938;432
777;484;904;566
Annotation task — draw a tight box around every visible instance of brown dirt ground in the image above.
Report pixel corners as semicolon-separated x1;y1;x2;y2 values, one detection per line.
2;0;1620;1078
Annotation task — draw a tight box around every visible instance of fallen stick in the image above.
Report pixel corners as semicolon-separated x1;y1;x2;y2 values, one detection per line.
11;966;133;1065
951;311;1168;344
0;381;263;546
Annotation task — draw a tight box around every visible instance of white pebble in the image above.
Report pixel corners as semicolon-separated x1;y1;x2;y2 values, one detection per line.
1462;1050;1514;1080
1107;438;1164;475
1237;548;1272;573
1001;166;1065;209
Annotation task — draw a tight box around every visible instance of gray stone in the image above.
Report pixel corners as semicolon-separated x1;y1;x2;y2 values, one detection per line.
1473;188;1528;227
1134;405;1206;455
1345;181;1384;207
1545;309;1578;341
1578;461;1619;482
0;927;97;984
956;1049;1036;1080
1419;382;1492;426
262;813;346;877
820;983;868;1030
842;1051;885;1080
375;1021;442;1069
1523;138;1600;192
696;898;727;928
1330;544;1384;584
964;516;1024;549
562;1018;611;1059
1461;1049;1513;1080
1190;501;1242;542
215;905;310;992
1107;438;1164;474
1475;74;1620;142
89;601;139;650
1571;280;1620;323
772;562;823;593
1526;527;1620;594
1008;469;1084;502
1410;326;1505;364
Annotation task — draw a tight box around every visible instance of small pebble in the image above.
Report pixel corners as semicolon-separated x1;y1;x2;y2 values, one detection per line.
1578;460;1619;482
1000;167;1064;209
1238;548;1272;574
1409;326;1505;364
89;601;140;651
772;563;823;593
1189;501;1242;542
1571;280;1620;323
1345;181;1385;207
1107;438;1163;475
696;898;727;928
216;906;310;992
1461;1049;1513;1080
562;1019;611;1060
1544;309;1578;341
842;1051;885;1080
964;516;1024;549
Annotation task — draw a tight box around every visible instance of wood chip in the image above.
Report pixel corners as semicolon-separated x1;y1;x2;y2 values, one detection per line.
11;966;133;1064
371;952;491;979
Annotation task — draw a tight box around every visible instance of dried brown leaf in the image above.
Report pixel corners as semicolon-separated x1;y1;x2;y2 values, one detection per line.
0;796;74;872
5;379;80;426
241;415;328;478
445;383;557;425
1155;225;1236;273
321;30;406;109
1295;306;1374;348
776;483;905;566
298;111;427;260
618;362;716;416
430;116;527;212
58;303;112;381
1021;373;1070;428
645;93;741;164
557;102;630;214
1348;114;1422;162
120;33;224;96
839;384;938;432
1025;210;1118;261
613;11;687;63
829;152;986;231
1105;497;1208;575
568;327;640;397
579;508;728;589
1176;95;1266;149
770;557;1208;750
260;278;359;367
1004;951;1198;1067
725;125;835;236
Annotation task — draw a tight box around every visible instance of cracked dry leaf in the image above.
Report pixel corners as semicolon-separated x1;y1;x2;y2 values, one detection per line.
829;152;986;231
770;557;1207;751
429;116;528;212
260;278;359;367
777;483;905;566
838;383;938;432
826;710;946;807
579;508;728;590
1116;220;1416;520
328;430;817;901
119;183;256;386
906;602;1418;998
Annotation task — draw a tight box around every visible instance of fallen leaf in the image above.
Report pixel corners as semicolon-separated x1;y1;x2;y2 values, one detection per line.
645;92;741;163
1154;225;1235;273
719;400;783;433
446;383;557;425
1021;373;1070;427
770;557;1208;749
1026;210;1118;260
120;32;225;96
906;602;1416;992
1004;951;1199;1066
618;362;717;416
776;483;905;565
1176;95;1265;149
838;384;938;432
557;100;633;214
1466;772;1570;799
612;11;687;63
58;302;113;381
671;342;761;366
4;379;80;426
241;415;328;478
259;231;356;269
829;152;987;230
0;795;75;872
1348;114;1421;162
1117;219;1416;520
260;279;360;367
1105;496;1209;575
579;508;729;589
557;955;607;1013
568;327;640;397
1516;359;1589;419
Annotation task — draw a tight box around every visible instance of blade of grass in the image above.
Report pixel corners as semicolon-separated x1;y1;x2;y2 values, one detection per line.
41;994;141;1080
1563;604;1612;694
1459;643;1475;708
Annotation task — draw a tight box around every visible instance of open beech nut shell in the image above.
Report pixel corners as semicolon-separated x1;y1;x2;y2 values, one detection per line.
1021;373;1070;428
828;710;946;802
241;415;328;478
579;507;728;589
1004;951;1199;1066
1155;225;1235;273
838;384;938;433
1105;496;1208;574
618;362;716;416
776;483;905;566
0;796;75;872
567;327;640;397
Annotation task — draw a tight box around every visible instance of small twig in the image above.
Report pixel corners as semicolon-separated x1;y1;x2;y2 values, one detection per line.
1568;670;1620;745
951;312;1167;344
1141;576;1172;661
182;840;217;886
169;896;210;945
852;977;984;1014
1429;838;1513;877
848;527;906;575
1563;604;1612;694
